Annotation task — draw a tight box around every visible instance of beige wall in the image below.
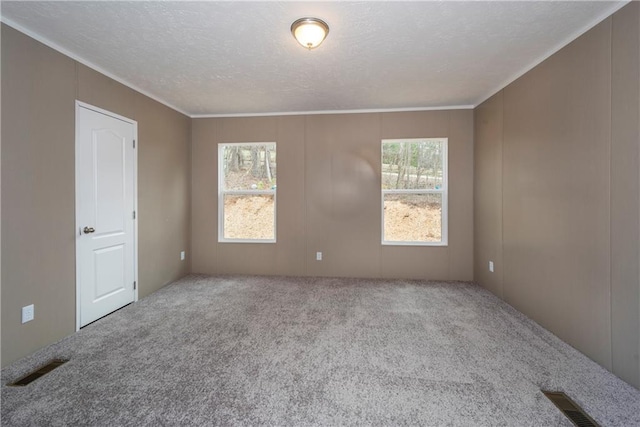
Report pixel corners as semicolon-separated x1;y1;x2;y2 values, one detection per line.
1;24;77;368
473;92;503;299
192;110;474;280
1;24;192;366
611;1;640;389
473;3;640;388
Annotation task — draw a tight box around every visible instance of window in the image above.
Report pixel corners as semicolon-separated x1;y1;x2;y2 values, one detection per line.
218;143;276;242
381;138;447;245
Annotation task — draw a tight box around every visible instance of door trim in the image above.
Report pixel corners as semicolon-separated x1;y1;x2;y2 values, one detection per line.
75;100;138;331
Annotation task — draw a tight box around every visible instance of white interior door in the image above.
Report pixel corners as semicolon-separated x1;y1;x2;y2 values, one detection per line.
76;102;137;328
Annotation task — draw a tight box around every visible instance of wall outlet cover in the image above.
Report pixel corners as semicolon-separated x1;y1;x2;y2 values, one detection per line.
316;252;322;261
22;304;34;324
489;261;494;273
180;251;186;261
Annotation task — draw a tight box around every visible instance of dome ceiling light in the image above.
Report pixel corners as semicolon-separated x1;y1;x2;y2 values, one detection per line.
291;17;329;50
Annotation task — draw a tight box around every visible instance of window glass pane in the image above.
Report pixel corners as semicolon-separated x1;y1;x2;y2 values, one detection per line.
223;194;274;240
383;193;442;242
382;140;444;190
222;144;277;190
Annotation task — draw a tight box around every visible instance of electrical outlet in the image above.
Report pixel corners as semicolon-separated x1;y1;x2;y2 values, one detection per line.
180;251;185;261
489;261;494;273
22;304;34;324
316;252;322;261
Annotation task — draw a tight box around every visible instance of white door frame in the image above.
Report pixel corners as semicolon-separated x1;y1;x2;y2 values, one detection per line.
75;100;138;331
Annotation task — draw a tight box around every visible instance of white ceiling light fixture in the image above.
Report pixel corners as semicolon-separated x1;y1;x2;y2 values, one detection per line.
291;17;329;50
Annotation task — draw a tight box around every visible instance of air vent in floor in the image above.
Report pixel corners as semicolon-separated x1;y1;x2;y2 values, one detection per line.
8;359;68;386
543;391;600;427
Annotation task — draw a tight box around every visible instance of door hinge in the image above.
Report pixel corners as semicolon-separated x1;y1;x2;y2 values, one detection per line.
133;210;136;219
133;281;137;290
133;139;136;148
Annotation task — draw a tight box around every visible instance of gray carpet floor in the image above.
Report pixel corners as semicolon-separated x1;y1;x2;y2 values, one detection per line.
2;275;639;426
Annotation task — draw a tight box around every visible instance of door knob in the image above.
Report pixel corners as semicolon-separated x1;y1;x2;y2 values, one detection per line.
83;227;95;234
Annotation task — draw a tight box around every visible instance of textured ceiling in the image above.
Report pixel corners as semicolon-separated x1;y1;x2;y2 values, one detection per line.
0;1;628;116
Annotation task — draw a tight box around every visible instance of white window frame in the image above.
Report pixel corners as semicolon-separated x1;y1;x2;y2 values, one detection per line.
218;142;277;243
381;138;448;246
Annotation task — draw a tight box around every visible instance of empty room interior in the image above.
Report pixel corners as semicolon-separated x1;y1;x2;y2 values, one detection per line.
1;1;640;425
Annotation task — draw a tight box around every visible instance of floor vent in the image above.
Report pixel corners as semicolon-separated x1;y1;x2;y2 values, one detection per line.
543;391;600;427
8;359;68;387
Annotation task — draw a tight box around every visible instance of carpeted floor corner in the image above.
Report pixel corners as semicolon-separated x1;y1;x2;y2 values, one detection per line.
2;275;639;426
